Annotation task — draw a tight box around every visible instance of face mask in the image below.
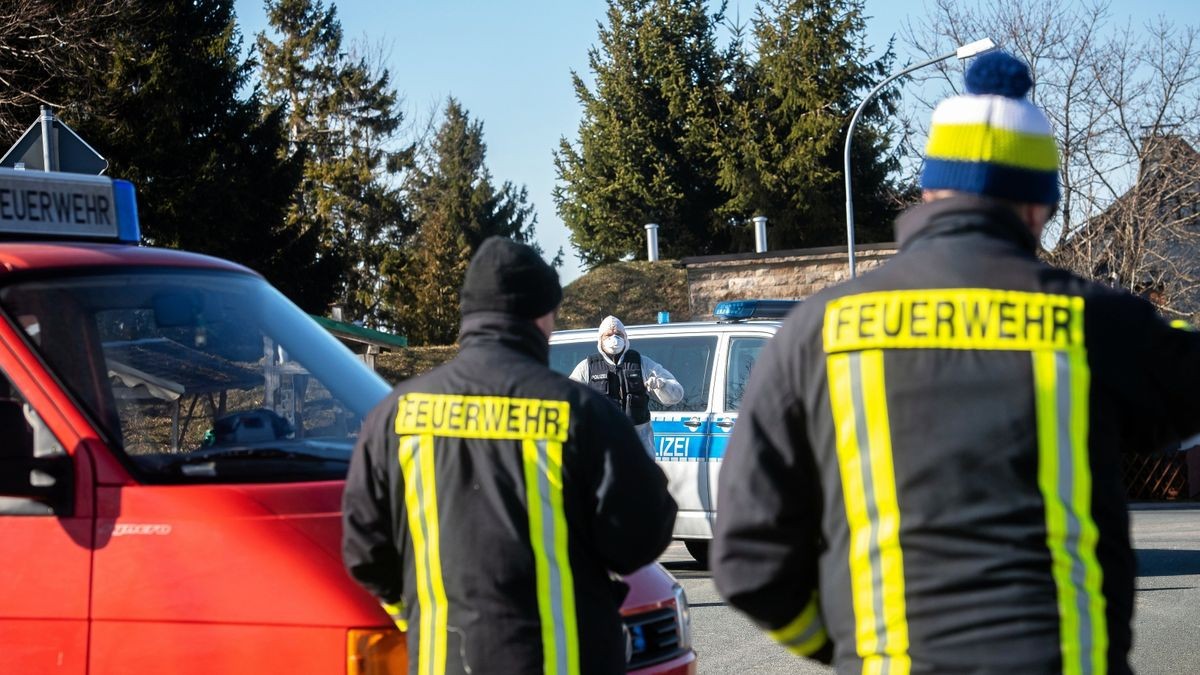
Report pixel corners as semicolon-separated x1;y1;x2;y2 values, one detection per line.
602;335;625;355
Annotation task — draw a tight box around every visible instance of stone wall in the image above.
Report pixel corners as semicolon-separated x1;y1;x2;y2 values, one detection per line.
680;243;898;319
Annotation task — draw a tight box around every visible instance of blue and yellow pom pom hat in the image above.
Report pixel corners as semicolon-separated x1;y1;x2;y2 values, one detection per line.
922;51;1060;205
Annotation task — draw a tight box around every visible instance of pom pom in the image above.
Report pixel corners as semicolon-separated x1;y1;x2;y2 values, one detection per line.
964;51;1032;98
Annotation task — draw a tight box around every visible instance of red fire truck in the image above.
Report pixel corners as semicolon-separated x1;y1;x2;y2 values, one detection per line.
0;168;695;674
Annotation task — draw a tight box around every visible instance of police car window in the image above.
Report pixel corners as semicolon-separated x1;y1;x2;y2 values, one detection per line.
634;336;717;412
549;341;596;377
725;337;767;412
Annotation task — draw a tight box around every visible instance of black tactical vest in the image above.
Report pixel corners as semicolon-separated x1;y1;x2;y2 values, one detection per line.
587;350;650;425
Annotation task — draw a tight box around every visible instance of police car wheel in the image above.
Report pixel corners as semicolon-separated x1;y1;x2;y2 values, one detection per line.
684;539;709;567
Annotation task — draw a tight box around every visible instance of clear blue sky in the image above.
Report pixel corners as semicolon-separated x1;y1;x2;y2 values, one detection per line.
233;0;1199;284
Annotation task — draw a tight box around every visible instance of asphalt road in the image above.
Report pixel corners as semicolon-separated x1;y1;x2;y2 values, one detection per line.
661;504;1200;674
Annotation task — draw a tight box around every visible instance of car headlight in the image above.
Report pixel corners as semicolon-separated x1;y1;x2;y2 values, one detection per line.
672;583;692;651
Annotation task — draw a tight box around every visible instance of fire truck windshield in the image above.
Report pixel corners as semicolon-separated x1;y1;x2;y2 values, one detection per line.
0;269;391;483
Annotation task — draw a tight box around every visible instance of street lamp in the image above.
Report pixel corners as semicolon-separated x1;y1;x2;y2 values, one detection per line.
843;37;997;278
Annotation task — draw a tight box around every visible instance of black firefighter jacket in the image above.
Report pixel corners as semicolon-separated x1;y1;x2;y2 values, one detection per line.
713;195;1200;675
343;312;677;675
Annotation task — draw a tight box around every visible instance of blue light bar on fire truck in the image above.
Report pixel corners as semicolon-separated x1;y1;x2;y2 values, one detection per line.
0;167;140;244
713;299;800;322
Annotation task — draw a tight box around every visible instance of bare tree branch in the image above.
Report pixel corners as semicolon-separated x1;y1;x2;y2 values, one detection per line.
907;0;1200;319
0;0;134;139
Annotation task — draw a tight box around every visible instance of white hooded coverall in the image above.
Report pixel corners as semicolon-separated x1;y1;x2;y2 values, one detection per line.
569;316;684;456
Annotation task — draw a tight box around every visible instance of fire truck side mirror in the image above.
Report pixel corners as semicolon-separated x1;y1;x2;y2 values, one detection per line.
0;399;73;515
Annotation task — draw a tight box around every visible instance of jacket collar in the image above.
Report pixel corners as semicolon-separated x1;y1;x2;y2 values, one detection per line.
894;194;1040;255
457;311;550;363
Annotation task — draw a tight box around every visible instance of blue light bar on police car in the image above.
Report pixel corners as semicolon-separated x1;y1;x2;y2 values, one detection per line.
714;299;800;322
0;167;140;243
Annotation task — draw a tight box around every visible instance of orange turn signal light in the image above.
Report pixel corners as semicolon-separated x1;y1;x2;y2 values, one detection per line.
347;627;407;675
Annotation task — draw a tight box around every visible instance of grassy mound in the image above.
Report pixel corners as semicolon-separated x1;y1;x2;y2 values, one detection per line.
557;260;689;330
375;346;458;385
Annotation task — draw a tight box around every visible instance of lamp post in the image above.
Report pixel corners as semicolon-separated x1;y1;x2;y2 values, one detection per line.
843;37;997;279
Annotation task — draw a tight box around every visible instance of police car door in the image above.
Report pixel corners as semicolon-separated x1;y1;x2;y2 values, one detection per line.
709;332;771;522
638;334;718;540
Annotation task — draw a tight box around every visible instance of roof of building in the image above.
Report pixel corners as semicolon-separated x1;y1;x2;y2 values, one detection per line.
105;337;261;400
308;314;408;349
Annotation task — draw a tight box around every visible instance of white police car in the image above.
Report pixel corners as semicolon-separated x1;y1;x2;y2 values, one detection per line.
550;300;796;564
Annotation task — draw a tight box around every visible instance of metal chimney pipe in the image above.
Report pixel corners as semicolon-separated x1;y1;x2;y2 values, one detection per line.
752;216;768;253
645;223;660;262
40;106;56;172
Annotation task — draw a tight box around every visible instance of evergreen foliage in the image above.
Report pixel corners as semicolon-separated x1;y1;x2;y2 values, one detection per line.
10;0;310;305
557;0;907;264
258;0;413;323
2;0;912;346
556;260;690;330
400;99;544;345
718;0;904;248
554;0;731;266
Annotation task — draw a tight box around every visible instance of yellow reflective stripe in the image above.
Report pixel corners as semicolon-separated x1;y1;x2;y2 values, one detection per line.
399;434;448;675
767;591;828;656
548;440;580;674
823;289;1084;353
926;123;1059;171
1170;319;1195;331
788;631;829;657
1034;352;1079;674
523;439;553;670
861;351;910;674
828;352;911;674
523;439;580;675
420;434;449;674
1034;348;1106;675
382;601;408;632
399;436;433;673
396;393;570;442
1070;349;1107;674
828;353;878;654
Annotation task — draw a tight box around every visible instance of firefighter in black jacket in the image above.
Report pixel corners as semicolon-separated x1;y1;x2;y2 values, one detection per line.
343;237;677;675
713;51;1200;674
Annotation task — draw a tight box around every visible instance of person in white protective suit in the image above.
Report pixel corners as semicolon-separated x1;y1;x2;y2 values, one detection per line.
569;316;684;456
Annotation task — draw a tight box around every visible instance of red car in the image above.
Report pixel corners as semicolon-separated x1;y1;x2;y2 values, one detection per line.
0;168;695;674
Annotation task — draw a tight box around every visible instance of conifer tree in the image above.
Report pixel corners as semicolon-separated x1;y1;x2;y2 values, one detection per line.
717;0;904;249
554;0;731;265
258;0;412;325
400;99;543;345
47;0;314;306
